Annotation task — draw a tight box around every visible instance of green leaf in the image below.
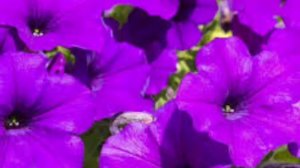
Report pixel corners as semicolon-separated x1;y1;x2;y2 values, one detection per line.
82;120;112;168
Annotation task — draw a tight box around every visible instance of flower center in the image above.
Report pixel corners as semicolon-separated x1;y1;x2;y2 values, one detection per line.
222;96;241;114
27;12;54;37
33;28;44;37
222;95;248;120
4;114;28;130
222;104;235;113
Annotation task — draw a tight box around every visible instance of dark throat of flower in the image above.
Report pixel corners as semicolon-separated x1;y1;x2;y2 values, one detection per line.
221;94;249;120
223;104;235;113
27;13;54;37
4;113;29;130
33;28;44;37
222;96;242;115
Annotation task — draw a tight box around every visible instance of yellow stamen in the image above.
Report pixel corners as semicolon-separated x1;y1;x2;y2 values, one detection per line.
223;104;235;113
33;28;44;37
6;117;20;128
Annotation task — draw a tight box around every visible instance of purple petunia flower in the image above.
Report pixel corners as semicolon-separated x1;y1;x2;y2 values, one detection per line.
266;27;300;58
219;0;274;56
0;0;107;51
280;0;300;28
105;9;177;94
0;52;95;167
225;17;272;56
176;37;300;167
0;27;24;53
267;27;300;159
167;0;217;50
60;35;153;120
110;0;218;50
106;0;217;93
229;0;282;36
109;0;218;51
100;101;232;167
145;47;177;95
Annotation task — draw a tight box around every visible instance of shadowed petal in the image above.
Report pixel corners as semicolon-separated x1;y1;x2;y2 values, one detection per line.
100;102;232;167
230;0;281;35
110;0;179;20
68;36;153;120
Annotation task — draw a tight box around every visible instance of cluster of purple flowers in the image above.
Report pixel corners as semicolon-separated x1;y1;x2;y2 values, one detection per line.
0;0;300;167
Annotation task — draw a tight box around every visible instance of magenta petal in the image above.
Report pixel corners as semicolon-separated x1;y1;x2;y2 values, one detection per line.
0;52;95;134
146;48;177;95
0;52;94;166
0;0;106;51
177;73;227;105
8;55;94;134
176;37;300;167
100;123;161;168
0;128;84;168
231;0;281;35
230;17;270;55
96;64;153;119
100;102;232;167
0;27;24;53
189;0;218;24
32;83;95;134
266;28;300;58
167;21;201;50
248;50;299;93
157;102;232;168
104;9;177;94
281;0;300;28
0;52;47;115
164;0;217;49
69;37;153;120
195;37;253;97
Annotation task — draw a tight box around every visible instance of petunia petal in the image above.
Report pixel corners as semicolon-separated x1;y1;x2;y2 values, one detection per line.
230;0;281;35
0;127;84;168
167;21;201;50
